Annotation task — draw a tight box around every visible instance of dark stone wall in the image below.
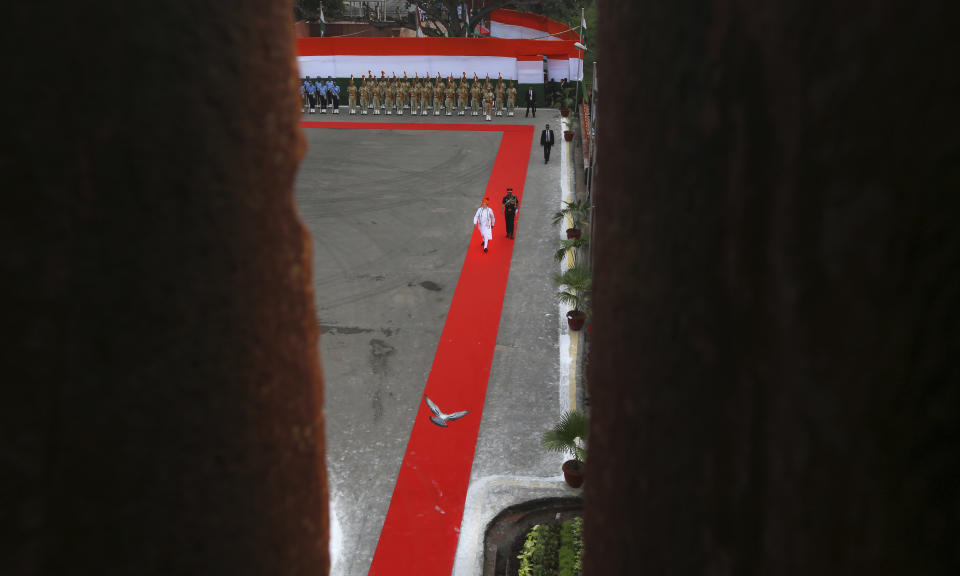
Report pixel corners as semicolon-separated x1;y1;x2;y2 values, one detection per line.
4;2;328;575
587;0;958;574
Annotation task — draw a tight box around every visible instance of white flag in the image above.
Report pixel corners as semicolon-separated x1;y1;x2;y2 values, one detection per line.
416;7;424;37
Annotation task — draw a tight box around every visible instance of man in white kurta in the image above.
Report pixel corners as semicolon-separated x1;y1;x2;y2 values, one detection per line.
473;198;496;253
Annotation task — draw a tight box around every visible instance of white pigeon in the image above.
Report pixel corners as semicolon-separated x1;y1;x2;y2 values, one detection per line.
425;396;469;427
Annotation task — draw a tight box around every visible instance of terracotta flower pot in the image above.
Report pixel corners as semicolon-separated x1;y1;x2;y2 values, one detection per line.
563;130;574;141
562;459;585;488
566;228;581;239
560;108;570;117
566;310;586;331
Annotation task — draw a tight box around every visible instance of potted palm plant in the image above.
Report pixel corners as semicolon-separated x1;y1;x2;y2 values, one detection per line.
555;264;591;331
554;234;589;265
559;85;575;117
563;109;576;141
542;410;589;488
552;199;590;239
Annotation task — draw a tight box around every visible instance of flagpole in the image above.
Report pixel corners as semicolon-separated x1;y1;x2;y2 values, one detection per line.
575;46;581;121
574;8;584;122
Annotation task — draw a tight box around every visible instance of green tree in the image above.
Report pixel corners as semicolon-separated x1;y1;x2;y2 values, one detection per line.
542;410;589;465
408;1;581;38
294;0;345;22
555;265;592;315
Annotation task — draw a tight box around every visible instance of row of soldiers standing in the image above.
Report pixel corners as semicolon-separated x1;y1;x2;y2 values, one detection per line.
304;72;519;120
301;78;341;114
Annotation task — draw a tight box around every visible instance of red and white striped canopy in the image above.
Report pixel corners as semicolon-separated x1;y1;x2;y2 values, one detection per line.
296;37;582;83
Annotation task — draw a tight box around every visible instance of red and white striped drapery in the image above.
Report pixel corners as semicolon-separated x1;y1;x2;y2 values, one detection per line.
296;37;582;83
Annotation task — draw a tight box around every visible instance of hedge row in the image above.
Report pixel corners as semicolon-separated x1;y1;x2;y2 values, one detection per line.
517;517;583;576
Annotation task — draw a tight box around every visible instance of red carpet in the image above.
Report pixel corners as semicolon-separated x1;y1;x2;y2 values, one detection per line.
301;121;534;575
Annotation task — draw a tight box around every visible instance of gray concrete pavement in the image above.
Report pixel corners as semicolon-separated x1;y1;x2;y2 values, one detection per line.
294;109;577;576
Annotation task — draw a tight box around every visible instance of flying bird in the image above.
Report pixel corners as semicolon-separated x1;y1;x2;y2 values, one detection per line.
425;396;469;427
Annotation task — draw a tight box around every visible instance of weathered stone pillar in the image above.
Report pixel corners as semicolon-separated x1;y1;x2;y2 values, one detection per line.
588;0;958;573
5;2;328;574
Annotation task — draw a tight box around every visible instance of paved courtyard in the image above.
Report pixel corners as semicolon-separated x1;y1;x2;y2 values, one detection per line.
294;110;579;576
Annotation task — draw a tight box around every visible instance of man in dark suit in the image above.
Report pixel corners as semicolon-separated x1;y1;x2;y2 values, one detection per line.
525;87;536;117
540;124;555;163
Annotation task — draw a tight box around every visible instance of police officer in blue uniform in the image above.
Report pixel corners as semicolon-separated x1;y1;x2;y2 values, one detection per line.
331;81;341;114
316;78;327;113
326;77;337;114
304;77;316;113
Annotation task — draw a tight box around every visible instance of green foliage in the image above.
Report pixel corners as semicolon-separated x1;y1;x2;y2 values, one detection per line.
407;0;583;38
534;0;583;28
517;523;561;576
518;518;584;576
542;410;589;463
552;199;590;228
554;234;589;264
555;265;592;312
560;85;576;111
558;517;584;576
294;0;345;21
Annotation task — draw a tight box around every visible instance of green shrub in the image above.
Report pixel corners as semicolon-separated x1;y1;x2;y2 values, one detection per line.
517;523;560;576
558;517;584;576
518;518;583;576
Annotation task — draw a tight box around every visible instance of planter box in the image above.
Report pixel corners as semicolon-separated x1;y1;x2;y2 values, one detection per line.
560;108;570;117
563;130;574;141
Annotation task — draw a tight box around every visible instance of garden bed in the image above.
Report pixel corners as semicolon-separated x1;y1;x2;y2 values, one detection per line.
515;516;583;576
483;497;583;576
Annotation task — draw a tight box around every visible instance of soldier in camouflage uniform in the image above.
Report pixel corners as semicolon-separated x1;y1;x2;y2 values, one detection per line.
422;79;433;114
470;76;481;116
410;76;420;115
348;75;358;114
433;74;443;115
384;76;394;114
483;84;494;120
507;80;517;116
444;79;455;116
495;78;505;117
457;77;468;115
